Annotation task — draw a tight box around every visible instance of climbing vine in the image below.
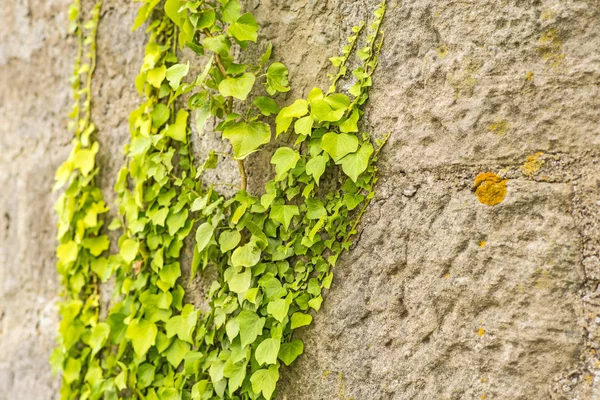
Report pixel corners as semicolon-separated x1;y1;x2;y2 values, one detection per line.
52;1;387;399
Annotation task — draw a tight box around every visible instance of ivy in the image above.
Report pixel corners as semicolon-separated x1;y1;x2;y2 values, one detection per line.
53;1;388;399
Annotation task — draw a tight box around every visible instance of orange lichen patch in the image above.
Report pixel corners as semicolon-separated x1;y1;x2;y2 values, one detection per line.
479;241;486;248
489;120;509;135
520;152;544;177
474;172;507;206
478;327;485;337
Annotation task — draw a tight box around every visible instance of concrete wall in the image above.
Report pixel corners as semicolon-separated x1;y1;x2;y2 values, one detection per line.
1;0;599;399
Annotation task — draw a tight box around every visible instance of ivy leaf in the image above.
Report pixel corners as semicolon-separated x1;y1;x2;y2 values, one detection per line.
147;65;166;89
275;99;308;136
339;107;360;133
267;298;289;323
57;241;79;264
222;121;271;159
253;96;280;116
166;62;189;90
290;312;312;329
221;0;241;24
89;322;110;356
278;340;304;366
151;103;170;128
250;366;279;400
196;10;216;30
120;239;139;263
164;338;191;368
167;208;189;236
158;262;181;290
269;204;299;230
265;62;290;95
231;242;261;268
339;143;374;182
164;109;189;143
195;222;214;253
227;268;251;293
255;338;280;366
306;198;326;220
320;132;358;162
219;230;241;252
225;360;247;394
137;363;155;389
63;358;81;384
82;235;110;257
126;319;158;357
164;0;186;27
236;310;265;347
219;73;255;100
294;116;313;136
202;35;231;57
228;13;258;42
165;304;198;343
270;147;300;181
305;155;327;185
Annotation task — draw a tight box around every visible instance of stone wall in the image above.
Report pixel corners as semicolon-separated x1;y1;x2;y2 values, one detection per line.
0;0;598;399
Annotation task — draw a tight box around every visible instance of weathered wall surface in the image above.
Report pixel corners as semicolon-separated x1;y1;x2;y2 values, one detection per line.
0;0;599;399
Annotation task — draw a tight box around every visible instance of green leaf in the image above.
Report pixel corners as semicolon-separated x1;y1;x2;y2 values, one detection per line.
294;116;313;136
269;204;299;230
255;338;280;366
164;0;186;27
306;198;326;220
195;222;214;253
166;62;189;90
236;310;265;347
89;322;110;356
275;99;308;135
278;340;304;366
228;13;258;42
218;73;255;100
305;155;327;185
339;107;359;133
57;241;79;264
137;363;155;389
226;268;251;293
221;0;241;24
320;132;358;162
158;262;181;289
231;242;261;268
120;239;139;263
164;109;189;143
82;235;109;257
167;208;189;236
225;360;246;394
202;35;231;57
267;298;289;323
165;304;198;343
339;143;374;182
196;10;216;30
164;338;191;368
219;230;241;252
151;103;170;128
270;147;300;181
63;357;81;384
253;96;280;116
223;121;271;159
147;65;166;89
265;62;290;95
126;319;158;357
290;312;312;329
250;366;279;400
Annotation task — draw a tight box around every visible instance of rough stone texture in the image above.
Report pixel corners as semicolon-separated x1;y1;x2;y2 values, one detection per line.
0;1;599;400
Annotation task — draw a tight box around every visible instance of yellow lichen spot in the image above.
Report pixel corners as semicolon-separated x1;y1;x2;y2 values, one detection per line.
541;9;555;21
481;396;487;400
595;360;600;368
323;370;330;378
585;374;593;384
526;71;534;81
474;172;507;206
479;241;486;248
538;28;565;69
437;44;448;58
478;327;485;337
489;120;509;136
520;152;544;177
444;273;450;279
480;377;489;383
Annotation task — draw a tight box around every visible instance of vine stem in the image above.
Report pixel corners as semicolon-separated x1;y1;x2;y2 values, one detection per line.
203;28;247;191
